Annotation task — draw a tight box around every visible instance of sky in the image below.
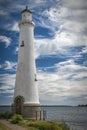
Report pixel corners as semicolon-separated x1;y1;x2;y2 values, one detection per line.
0;0;87;106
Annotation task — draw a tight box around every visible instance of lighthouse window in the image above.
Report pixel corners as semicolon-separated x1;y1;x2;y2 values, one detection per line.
20;41;24;47
35;74;37;81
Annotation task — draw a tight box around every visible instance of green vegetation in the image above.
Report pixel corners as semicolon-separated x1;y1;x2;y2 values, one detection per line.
10;114;23;124
0;112;13;119
0;113;70;130
27;121;69;130
0;122;12;130
10;114;69;130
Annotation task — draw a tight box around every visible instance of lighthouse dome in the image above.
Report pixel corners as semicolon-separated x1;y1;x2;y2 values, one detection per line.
21;6;32;21
21;6;32;14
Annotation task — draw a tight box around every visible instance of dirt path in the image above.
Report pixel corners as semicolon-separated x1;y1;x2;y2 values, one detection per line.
0;119;26;130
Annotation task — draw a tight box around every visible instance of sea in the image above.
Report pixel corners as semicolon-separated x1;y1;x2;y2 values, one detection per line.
0;106;87;130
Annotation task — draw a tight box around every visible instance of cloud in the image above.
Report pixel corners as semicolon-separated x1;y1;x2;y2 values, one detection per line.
0;10;8;16
83;60;87;67
81;46;87;54
0;61;16;96
0;36;11;48
0;73;15;95
0;61;17;71
62;0;87;10
34;35;85;58
11;22;19;32
37;59;87;104
34;1;87;57
55;60;87;80
14;47;19;54
3;22;19;32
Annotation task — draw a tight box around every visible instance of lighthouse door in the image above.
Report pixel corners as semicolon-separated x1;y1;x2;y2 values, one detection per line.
14;96;24;114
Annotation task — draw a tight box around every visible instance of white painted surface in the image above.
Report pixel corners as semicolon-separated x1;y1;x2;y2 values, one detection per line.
14;9;39;105
22;12;32;21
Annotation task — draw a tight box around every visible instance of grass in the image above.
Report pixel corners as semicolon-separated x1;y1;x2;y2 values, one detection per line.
10;114;70;130
19;122;38;130
0;113;70;130
28;121;69;130
19;120;70;130
0;122;12;130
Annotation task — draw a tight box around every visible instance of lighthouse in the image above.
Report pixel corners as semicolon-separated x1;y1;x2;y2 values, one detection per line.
13;6;40;118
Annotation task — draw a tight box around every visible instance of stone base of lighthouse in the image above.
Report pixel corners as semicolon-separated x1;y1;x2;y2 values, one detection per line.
23;104;41;119
12;101;41;119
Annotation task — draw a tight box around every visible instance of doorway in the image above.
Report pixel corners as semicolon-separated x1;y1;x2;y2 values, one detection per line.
14;96;24;114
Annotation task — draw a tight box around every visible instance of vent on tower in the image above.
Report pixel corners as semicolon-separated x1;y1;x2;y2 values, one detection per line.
20;41;24;47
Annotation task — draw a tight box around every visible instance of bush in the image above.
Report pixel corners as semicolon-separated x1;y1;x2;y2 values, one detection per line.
0;112;4;119
0;112;13;119
4;112;13;119
11;114;23;124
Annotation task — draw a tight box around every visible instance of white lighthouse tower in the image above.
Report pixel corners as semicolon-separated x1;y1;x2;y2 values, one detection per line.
14;6;40;117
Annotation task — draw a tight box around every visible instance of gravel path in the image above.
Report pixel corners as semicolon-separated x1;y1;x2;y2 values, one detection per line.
0;119;26;130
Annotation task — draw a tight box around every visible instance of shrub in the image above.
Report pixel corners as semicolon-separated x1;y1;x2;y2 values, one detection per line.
0;112;13;119
4;112;13;119
0;112;4;119
11;114;23;124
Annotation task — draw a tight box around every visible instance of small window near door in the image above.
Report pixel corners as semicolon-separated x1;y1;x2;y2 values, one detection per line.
20;41;24;47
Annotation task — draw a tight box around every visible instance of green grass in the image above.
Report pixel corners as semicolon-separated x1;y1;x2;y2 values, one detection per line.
19;122;38;130
9;114;70;130
19;120;70;130
0;122;12;130
28;121;64;130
